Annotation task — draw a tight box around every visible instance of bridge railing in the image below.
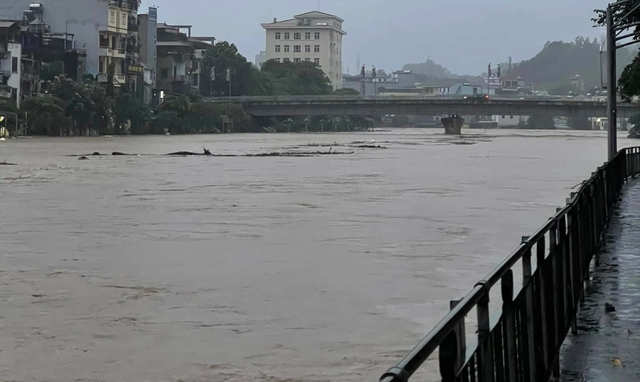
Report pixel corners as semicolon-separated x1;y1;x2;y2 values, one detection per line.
202;95;633;104
380;147;640;382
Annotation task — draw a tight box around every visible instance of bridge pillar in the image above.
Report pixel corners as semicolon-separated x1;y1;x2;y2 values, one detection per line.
442;115;465;135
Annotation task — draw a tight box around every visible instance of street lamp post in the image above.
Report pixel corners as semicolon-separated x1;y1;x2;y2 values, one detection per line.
605;0;640;160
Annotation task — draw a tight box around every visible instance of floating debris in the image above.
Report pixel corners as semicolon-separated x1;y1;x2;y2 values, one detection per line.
78;156;89;160
0;161;17;165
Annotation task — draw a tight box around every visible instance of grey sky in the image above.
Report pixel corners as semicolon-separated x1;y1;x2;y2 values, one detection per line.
141;0;606;75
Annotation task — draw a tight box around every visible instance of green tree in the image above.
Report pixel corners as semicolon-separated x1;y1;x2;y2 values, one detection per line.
160;95;192;118
526;114;555;129
334;88;360;96
21;95;69;135
49;76;113;135
154;111;182;134
202;41;255;96
114;91;151;134
261;59;332;95
618;53;640;100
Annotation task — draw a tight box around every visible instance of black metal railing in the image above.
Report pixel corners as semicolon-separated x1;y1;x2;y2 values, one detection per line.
380;147;640;382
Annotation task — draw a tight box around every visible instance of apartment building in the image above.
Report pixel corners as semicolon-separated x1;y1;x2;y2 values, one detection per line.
0;21;21;106
262;11;346;89
138;7;157;89
0;0;140;88
151;23;214;96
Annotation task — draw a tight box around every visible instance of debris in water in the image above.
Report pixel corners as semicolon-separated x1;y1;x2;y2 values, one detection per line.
78;156;89;160
605;302;616;313
0;161;17;165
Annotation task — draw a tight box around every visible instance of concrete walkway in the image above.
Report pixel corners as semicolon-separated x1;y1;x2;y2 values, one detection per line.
560;180;640;381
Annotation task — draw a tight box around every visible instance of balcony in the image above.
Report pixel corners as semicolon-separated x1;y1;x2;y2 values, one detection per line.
109;47;126;58
109;0;136;10
96;73;127;85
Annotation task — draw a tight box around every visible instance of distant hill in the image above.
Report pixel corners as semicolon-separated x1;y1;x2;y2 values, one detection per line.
504;37;636;90
401;59;482;83
402;59;452;78
401;37;637;91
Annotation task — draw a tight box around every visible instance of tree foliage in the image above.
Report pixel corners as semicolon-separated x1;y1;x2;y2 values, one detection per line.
594;4;640;99
38;76;114;135
201;41;255;96
260;60;333;95
334;88;360;96
526;115;555;130
114;91;150;134
21;95;68;135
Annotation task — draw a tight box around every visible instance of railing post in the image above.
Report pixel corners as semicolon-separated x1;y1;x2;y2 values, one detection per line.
439;299;467;382
475;282;494;382
501;270;517;382
534;234;549;375
548;221;561;378
520;237;537;382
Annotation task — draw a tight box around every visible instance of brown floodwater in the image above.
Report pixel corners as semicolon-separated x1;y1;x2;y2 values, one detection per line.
0;129;634;381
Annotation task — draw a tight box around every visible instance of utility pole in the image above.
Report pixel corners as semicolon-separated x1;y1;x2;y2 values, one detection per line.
487;63;491;96
226;68;232;97
360;64;366;97
372;65;377;96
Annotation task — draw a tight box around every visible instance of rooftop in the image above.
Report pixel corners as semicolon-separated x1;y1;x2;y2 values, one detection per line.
262;10;345;34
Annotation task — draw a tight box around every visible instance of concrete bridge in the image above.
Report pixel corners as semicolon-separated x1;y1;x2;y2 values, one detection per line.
203;95;639;118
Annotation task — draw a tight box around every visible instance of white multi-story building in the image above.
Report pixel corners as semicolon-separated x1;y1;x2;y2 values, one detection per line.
262;11;346;89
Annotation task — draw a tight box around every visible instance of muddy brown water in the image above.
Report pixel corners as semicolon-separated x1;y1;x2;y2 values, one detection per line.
0;129;635;381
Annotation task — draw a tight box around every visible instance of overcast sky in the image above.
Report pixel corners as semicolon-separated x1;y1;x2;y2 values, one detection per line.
141;0;606;75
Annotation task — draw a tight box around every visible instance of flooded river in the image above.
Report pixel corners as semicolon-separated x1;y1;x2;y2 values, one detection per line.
0;129;634;381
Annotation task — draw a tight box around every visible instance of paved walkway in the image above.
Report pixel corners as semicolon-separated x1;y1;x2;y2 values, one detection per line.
560;180;640;381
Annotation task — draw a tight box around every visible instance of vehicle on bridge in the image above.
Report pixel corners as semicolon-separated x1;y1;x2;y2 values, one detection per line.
462;93;490;102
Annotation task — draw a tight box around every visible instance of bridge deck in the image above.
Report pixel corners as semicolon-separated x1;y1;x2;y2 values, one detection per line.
560;180;640;381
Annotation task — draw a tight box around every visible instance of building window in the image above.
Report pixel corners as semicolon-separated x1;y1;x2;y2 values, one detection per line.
294;32;300;40
284;32;290;39
305;45;310;53
121;13;126;27
275;45;281;52
275;58;281;62
275;32;281;40
305;32;311;39
161;68;168;79
110;11;116;24
315;32;320;39
284;58;290;62
294;58;301;63
314;58;320;65
12;57;18;73
314;45;320;52
294;45;300;53
305;58;311;61
284;45;290;52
